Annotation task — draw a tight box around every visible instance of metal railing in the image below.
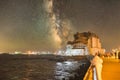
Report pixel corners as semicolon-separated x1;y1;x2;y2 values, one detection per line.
83;64;97;80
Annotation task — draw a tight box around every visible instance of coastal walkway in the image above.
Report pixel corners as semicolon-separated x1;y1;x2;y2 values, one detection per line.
84;58;120;80
102;58;120;80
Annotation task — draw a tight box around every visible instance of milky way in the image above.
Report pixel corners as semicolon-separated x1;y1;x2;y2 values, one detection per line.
0;0;120;52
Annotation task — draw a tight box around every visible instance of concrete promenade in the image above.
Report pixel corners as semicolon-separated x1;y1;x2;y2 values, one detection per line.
102;58;120;80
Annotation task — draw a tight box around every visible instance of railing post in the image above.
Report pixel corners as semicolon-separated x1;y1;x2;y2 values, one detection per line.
93;67;97;80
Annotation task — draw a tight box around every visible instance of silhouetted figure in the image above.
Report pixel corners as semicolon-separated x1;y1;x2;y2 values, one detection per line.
118;52;120;59
115;52;117;59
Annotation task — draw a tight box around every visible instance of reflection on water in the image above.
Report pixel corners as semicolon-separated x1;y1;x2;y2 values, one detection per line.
0;55;90;80
55;60;88;80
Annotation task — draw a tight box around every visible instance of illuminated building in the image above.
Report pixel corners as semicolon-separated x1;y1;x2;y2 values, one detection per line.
65;32;105;56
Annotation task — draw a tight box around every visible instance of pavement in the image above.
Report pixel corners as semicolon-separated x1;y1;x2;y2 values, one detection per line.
102;58;120;80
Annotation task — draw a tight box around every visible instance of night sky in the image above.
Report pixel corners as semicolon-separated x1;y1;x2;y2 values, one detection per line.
0;0;120;52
